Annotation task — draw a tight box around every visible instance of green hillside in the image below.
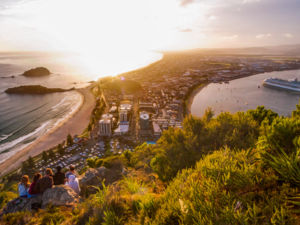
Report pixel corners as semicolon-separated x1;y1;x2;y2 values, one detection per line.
0;103;299;225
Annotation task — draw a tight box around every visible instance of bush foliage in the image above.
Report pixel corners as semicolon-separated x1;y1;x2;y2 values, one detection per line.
1;103;300;224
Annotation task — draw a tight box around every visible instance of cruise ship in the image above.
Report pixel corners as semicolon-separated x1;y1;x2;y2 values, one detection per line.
263;77;300;93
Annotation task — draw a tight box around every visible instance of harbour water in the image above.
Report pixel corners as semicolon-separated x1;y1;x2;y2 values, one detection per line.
0;51;162;164
191;69;300;117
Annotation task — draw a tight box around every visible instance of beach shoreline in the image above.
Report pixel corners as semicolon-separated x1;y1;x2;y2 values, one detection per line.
0;86;95;176
185;83;208;116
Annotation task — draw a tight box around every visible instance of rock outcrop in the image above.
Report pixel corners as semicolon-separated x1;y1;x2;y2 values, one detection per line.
5;85;74;95
79;166;123;195
0;186;79;216
23;67;50;77
0;195;43;215
41;185;80;208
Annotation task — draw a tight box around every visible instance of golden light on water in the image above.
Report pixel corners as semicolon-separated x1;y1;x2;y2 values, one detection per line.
6;0;202;79
75;50;163;80
3;0;207;52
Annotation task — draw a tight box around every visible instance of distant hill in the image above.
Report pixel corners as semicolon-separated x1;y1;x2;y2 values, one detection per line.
100;78;142;94
171;44;300;56
23;67;50;77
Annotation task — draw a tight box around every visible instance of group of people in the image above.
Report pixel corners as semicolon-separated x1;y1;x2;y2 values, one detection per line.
18;165;80;198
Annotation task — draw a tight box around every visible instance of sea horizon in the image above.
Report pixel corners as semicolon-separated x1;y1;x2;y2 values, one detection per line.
0;50;162;165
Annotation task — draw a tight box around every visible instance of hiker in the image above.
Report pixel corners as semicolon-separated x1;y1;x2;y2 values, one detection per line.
28;173;42;197
53;166;65;185
18;175;30;198
66;174;80;194
65;165;78;179
36;168;54;194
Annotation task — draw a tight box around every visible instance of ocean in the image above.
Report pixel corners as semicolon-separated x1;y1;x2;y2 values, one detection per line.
191;69;300;117
0;51;162;164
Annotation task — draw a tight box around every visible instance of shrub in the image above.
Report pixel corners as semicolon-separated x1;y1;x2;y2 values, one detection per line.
122;177;146;194
0;191;17;209
102;210;123;225
1;211;32;225
151;149;298;225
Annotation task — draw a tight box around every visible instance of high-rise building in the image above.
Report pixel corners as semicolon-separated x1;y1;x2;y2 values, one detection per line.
140;112;150;130
119;110;128;122
99;119;112;136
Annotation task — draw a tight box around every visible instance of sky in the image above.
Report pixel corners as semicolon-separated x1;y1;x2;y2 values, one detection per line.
0;0;299;53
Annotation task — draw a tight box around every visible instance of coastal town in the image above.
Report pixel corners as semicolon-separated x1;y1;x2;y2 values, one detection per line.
5;54;300;177
1;0;300;222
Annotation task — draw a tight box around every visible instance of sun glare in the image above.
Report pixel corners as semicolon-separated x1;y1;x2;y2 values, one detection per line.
1;0;208;77
13;0;207;52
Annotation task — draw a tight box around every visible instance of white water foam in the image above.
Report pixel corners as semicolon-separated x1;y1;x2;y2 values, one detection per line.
0;133;13;142
0;91;83;164
0;121;51;163
50;92;83;129
51;96;68;111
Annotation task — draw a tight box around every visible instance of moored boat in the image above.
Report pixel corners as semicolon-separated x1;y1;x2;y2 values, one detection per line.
262;77;300;93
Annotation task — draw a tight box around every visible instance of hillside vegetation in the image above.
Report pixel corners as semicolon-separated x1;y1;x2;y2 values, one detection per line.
0;103;299;225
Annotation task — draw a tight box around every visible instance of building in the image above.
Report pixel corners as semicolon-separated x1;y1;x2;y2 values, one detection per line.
139;101;155;112
101;113;113;120
99;119;112;136
152;122;162;137
120;103;132;111
114;122;129;135
119;110;128;122
140;112;150;130
109;106;117;113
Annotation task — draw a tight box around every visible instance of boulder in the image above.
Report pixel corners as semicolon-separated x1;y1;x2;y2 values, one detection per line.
1;195;42;215
0;186;80;216
42;185;79;208
80;167;107;186
79;166;122;195
79;167;106;195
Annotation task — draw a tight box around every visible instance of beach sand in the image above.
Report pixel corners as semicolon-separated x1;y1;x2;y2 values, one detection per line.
185;84;207;115
0;87;95;176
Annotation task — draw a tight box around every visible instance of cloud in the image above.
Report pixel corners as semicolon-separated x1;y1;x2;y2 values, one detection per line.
255;33;271;39
222;34;239;40
180;0;195;7
179;28;192;32
208;15;216;20
283;33;293;38
242;0;261;4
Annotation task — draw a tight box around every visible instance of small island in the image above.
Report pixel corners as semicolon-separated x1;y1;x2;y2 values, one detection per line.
23;67;51;77
5;85;74;94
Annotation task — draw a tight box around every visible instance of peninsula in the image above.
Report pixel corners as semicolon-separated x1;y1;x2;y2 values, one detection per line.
5;85;74;94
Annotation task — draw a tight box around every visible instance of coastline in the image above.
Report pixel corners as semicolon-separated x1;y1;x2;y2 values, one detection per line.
185;83;208;116
0;86;96;176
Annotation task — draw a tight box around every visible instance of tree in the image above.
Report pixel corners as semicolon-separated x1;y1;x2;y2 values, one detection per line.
21;156;35;175
292;101;300;118
27;156;35;169
67;134;73;146
21;161;28;174
42;151;48;162
247;106;278;125
48;149;55;159
123;150;133;166
87;123;92;132
57;144;64;156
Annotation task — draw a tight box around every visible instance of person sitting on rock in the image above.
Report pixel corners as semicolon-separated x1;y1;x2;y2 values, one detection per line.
18;175;30;198
53;166;65;185
36;168;54;194
65;165;78;179
66;174;80;194
28;173;42;197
